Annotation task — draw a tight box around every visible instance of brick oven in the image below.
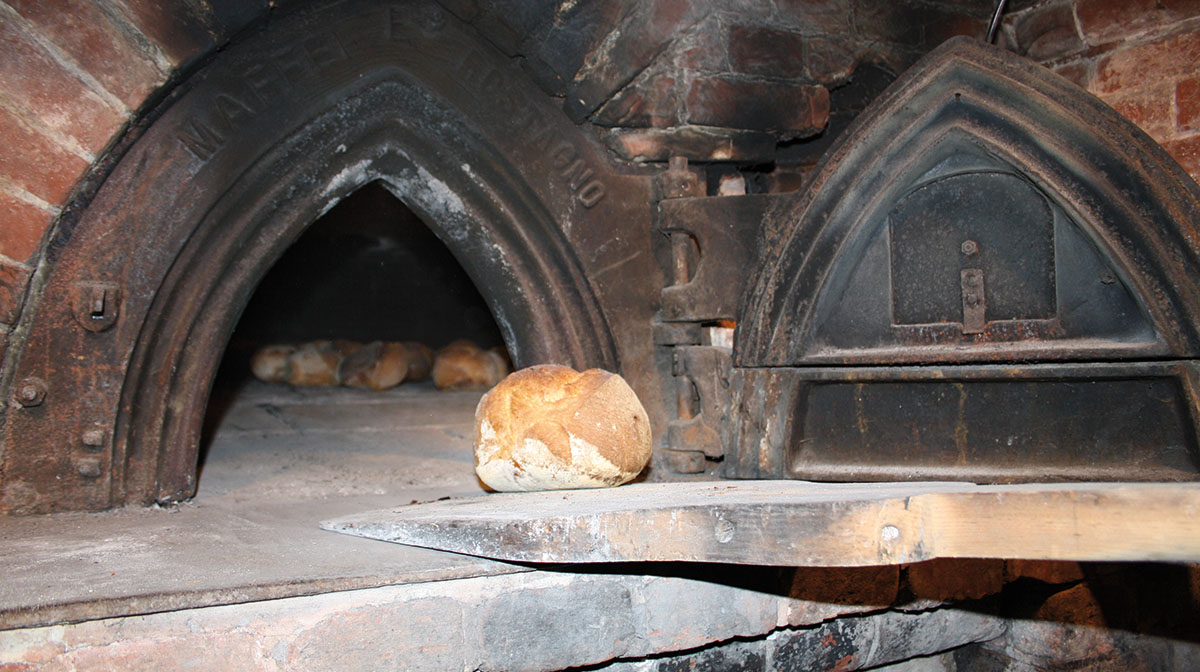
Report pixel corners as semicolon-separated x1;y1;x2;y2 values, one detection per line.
2;0;1200;669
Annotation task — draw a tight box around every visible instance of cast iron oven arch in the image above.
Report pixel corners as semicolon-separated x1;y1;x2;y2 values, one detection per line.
0;0;656;513
736;37;1200;367
129;99;616;505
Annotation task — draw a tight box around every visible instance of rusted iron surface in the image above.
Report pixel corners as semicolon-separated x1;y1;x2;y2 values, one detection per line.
656;193;774;323
665;345;732;472
322;480;1200;566
0;0;660;513
726;362;1200;482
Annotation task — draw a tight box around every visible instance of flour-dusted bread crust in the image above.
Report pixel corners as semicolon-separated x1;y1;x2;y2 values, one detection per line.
433;340;509;390
340;341;409;390
474;365;652;491
250;344;296;383
286;340;344;386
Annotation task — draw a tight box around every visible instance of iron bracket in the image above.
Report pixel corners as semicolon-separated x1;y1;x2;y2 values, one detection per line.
656;194;773;322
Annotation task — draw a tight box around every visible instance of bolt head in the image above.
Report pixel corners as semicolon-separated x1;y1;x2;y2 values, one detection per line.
14;378;46;407
961;240;979;256
82;427;106;448
76;458;102;479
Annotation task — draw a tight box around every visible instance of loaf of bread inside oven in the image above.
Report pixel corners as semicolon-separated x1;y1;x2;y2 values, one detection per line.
285;340;344;386
250;338;500;392
250;344;296;383
400;341;434;382
433;339;509;391
473;364;652;491
339;341;409;390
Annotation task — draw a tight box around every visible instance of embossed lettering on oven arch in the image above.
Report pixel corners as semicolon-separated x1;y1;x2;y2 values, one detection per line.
177;92;257;161
456;48;608;209
551;142;606;208
177;31;350;163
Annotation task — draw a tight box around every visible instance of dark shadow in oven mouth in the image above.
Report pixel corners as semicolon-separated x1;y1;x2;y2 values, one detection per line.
198;181;506;488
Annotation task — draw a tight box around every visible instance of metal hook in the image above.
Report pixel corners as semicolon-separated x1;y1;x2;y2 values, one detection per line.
987;0;1009;43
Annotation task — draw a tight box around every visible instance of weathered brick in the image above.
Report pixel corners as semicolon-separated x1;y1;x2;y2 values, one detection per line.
565;0;700;119
1095;29;1200;95
923;10;989;48
1106;84;1175;138
671;14;729;73
594;64;681;127
0;258;33;324
854;0;987;54
1163;135;1200;185
66;633;268;671
1178;76;1200;132
602;125;776;163
0;639;66;666
8;0;166;110
289;598;466;671
1076;0;1200;45
1077;0;1155;44
685;75;829;138
1005;560;1085;585
0;193;53;263
803;36;857;84
728;24;807;79
0;108;90;205
635;577;780;655
116;0;217;67
479;581;636;670
1052;60;1091;89
523;0;627;92
0;18;126;152
1009;584;1117;663
774;0;853;36
1012;0;1085;61
906;558;1006;602
784;566;898;626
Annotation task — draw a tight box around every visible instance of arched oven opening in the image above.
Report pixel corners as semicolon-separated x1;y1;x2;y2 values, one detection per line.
0;1;654;514
198;181;507;494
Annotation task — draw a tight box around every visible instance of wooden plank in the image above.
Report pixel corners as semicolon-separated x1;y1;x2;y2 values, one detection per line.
321;480;1200;566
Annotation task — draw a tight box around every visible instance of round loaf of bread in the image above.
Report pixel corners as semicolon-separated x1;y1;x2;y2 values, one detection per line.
250;344;296;383
287;340;343;386
433;340;508;391
474;365;652;491
401;341;434;381
340;341;409;390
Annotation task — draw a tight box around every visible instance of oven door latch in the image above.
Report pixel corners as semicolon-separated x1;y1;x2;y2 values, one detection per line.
71;281;120;333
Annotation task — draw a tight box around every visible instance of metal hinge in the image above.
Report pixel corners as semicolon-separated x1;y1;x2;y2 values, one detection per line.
664;343;733;473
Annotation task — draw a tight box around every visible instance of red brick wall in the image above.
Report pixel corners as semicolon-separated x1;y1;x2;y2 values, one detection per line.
0;0;263;340
1001;0;1200;181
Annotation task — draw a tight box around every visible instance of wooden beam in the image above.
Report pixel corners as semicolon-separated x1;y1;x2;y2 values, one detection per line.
322;480;1200;566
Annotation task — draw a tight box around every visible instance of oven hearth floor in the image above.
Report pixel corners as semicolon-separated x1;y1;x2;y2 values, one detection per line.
6;381;939;671
5;382;1192;669
0;381;526;629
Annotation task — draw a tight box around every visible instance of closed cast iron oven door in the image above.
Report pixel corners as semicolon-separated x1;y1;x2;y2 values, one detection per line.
659;39;1200;485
